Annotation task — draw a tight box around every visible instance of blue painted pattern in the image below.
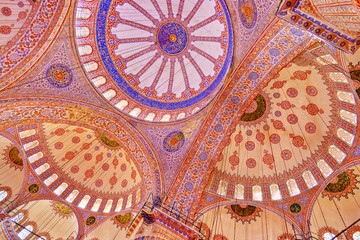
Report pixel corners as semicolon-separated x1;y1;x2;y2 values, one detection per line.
163;131;185;152
238;0;257;29
96;0;234;110
158;22;187;55
46;64;72;88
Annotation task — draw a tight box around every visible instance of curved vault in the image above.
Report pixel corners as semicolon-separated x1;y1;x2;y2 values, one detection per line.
5;200;79;239
0;134;25;204
85;212;135;239
209;47;358;201
199;203;295;240
309;164;360;239
17;121;146;214
0;0;71;90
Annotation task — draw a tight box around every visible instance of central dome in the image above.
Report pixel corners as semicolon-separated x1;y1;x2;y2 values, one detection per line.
158;22;188;54
74;0;233;121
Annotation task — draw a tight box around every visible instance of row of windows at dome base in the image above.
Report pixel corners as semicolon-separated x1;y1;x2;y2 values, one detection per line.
10;213;46;240
18;129;141;213
323;232;360;240
216;156;341;201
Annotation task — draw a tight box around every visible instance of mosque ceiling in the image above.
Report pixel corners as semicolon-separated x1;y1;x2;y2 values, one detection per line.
0;0;359;239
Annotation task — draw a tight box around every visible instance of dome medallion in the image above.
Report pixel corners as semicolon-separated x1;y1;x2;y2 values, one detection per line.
75;0;233;121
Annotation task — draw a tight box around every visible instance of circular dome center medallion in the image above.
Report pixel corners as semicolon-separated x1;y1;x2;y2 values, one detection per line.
75;0;233;121
158;22;187;55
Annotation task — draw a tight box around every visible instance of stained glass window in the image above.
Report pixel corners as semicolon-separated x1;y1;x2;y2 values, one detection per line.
302;171;318;189
0;191;8;202
79;195;91;209
252;185;262;201
44;174;58;186
286;179;300;196
177;113;186;120
115;100;128;111
336;128;354;146
353;231;360;240
35;163;49;175
54;182;68;196
76;8;91;19
18;225;33;239
104;200;113;213
129;108;141;118
136;189;141;203
340;110;357;125
78;45;92;56
75;27;90;38
12;212;24;223
323;232;337;240
328;145;346;163
28;152;43;163
66;190;79;203
217;180;228;197
19;129;36;139
103;89;116;100
337;91;355;104
126;195;132;209
160;114;171;122
316;54;337;65
317;160;333;178
270;184;282;200
23;140;39;151
84;62;98;72
329;72;348;83
144;113;156;121
91;76;106;87
91;198;102;212
115;198;123;212
234;184;244;200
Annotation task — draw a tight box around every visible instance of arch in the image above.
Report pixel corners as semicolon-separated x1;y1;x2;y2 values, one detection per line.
9;200;79;240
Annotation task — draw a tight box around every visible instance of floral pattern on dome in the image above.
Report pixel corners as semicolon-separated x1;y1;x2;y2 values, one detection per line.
40;123;142;197
215;60;338;187
322;169;359;200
